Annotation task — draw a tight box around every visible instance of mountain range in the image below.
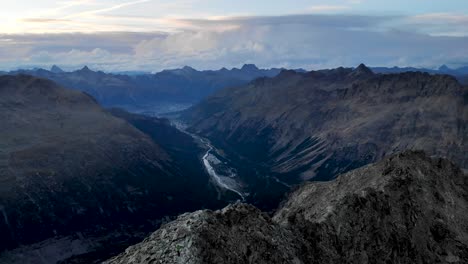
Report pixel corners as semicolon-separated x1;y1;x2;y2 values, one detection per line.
1;63;467;263
1;65;285;113
2;64;466;115
371;65;468;83
182;64;468;207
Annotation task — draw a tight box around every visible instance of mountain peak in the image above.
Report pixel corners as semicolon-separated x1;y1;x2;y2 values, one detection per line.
182;66;196;72
50;65;64;73
439;64;451;71
81;65;91;71
241;64;259;71
356;63;372;72
351;63;373;76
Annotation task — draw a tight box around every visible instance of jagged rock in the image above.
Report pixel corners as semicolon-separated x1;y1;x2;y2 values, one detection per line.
274;151;468;263
104;204;304;264
106;151;468;264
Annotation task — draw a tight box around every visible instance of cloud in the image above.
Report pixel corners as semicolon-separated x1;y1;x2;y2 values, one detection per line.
175;14;395;30
1;14;468;71
404;13;468;36
63;0;153;19
306;5;351;13
21;18;71;23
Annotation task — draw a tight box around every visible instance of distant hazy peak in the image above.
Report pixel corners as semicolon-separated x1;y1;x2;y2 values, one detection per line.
182;66;197;72
50;65;64;73
438;64;451;71
80;65;92;72
241;64;259;71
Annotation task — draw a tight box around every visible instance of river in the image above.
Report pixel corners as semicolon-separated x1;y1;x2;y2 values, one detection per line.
171;122;246;201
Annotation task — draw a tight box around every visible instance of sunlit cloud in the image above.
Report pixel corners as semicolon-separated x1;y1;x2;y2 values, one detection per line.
0;1;467;71
403;13;468;37
1;13;468;72
307;5;351;13
22;18;72;23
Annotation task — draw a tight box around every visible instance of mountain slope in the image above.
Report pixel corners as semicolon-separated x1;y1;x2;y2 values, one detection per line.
0;75;222;262
105;151;468;264
184;65;468;185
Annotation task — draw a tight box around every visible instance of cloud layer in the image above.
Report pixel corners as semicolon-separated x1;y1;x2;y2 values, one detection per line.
1;14;468;71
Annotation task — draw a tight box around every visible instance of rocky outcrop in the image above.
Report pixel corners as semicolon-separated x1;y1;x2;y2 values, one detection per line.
105;204;304;264
274;150;468;263
105;151;468;264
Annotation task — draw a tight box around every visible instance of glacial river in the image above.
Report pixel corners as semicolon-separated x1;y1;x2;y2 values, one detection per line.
172;122;245;201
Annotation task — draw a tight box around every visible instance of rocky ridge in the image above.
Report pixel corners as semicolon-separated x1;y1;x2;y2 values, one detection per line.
105;151;468;264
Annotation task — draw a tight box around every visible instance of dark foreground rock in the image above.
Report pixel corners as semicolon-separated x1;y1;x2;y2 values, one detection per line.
105;204;304;264
274;150;468;264
106;151;468;264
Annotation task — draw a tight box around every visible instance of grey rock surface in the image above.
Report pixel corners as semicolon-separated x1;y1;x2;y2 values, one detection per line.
105;204;304;264
275;150;468;263
106;151;468;264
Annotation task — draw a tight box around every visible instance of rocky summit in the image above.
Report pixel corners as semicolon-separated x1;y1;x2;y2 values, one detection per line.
105;151;468;264
104;204;304;264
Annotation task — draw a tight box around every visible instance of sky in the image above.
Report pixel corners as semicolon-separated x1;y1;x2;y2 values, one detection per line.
1;0;468;72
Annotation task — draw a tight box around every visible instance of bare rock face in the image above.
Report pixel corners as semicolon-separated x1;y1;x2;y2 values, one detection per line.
184;66;468;183
104;204;304;264
106;151;468;264
274;151;468;263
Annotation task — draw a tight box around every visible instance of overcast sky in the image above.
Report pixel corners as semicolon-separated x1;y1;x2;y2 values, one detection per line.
1;0;468;71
